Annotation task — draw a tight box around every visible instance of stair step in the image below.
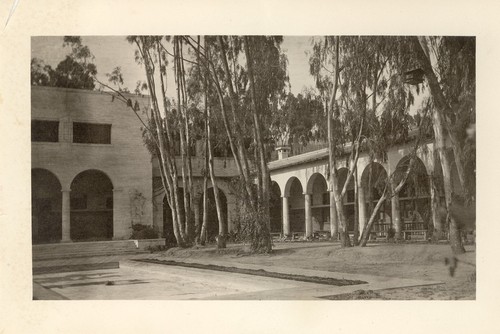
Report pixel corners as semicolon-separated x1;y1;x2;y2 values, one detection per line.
32;240;150;260
33;262;120;275
33;250;148;261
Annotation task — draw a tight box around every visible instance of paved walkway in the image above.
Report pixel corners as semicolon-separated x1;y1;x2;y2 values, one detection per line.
33;255;442;300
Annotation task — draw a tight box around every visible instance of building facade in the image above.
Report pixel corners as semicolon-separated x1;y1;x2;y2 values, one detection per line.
32;86;154;243
31;86;240;244
32;86;465;244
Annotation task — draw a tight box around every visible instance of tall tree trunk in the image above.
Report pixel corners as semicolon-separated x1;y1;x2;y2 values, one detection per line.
243;36;272;252
430;110;465;254
359;154;418;246
391;179;403;241
359;190;388;246
207;105;226;249
429;172;443;242
142;38;186;246
197;37;254;204
200;175;209;245
179;40;196;239
244;36;272;235
367;162;375;220
418;39;470;203
174;38;193;243
327;36;351;247
200;44;209;246
217;36;255;201
199;110;209;245
353;167;359;245
413;37;465;254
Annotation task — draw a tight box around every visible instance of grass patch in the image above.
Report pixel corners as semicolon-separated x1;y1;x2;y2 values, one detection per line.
320;289;387;300
135;258;367;286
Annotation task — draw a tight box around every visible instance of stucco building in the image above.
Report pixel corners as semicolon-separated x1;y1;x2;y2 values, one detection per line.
32;86;154;243
32;86;465;245
31;86;239;244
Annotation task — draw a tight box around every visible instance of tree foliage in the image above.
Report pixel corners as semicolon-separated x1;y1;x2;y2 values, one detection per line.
31;36;97;90
270;92;325;147
31;35;474;254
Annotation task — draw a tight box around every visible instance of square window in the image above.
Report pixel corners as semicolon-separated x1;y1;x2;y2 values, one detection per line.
32;120;59;142
73;122;111;144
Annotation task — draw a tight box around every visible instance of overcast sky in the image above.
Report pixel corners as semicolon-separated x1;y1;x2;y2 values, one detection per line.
31;36;317;96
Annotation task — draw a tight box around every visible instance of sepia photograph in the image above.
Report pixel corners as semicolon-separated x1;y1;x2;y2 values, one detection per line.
30;35;476;300
2;1;499;333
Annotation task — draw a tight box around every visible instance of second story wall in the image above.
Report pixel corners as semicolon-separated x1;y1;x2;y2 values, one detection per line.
31;86;154;238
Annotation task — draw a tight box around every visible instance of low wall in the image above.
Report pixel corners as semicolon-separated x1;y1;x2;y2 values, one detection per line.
133;238;166;250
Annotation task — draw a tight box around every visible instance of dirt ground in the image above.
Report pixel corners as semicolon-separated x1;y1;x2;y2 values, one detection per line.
148;241;476;300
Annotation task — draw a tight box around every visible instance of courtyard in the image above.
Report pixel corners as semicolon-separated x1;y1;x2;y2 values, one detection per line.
33;241;475;300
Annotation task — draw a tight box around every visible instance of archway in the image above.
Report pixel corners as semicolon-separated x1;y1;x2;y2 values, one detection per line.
32;169;62;244
203;187;228;241
395;156;431;235
361;162;390;234
307;173;329;232
164;187;228;243
270;181;282;233
286;177;305;233
162;188;185;244
70;170;113;241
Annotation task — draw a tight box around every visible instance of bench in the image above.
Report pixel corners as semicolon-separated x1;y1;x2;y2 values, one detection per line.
403;230;427;241
270;232;282;241
313;231;331;240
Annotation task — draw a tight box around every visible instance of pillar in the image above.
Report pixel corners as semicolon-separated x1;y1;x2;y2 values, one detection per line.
112;188;126;239
61;188;71;242
329;191;338;239
305;193;312;238
282;196;290;236
358;184;366;234
429;174;443;240
391;182;402;239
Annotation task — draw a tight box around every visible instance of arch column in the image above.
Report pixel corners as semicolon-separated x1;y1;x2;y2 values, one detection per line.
112;188;123;240
358;184;366;234
391;179;402;239
282;196;290;236
61;188;71;242
429;174;443;240
304;193;312;238
329;191;338;239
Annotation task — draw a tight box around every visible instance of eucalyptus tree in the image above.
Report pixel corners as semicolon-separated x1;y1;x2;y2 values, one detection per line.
269;92;325;149
183;36;288;252
310;36;427;247
310;36;351;246
100;36;214;247
30;36;97;89
345;36;469;250
411;36;475;254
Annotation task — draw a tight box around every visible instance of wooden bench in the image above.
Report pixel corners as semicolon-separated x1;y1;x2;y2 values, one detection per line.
403;230;427;241
313;231;331;240
270;232;282;240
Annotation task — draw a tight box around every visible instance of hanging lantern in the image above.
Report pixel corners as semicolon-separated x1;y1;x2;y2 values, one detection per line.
403;68;425;85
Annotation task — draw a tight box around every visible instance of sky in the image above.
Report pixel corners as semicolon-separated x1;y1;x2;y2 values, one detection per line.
31;36;425;115
31;36;317;96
